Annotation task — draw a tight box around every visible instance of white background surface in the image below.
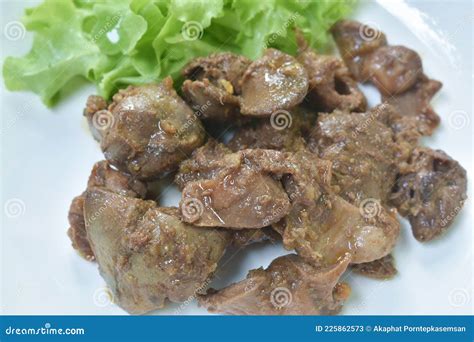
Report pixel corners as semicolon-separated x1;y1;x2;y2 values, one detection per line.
1;0;473;315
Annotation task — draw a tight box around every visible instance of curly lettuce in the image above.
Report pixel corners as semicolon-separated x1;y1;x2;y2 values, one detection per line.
3;0;355;106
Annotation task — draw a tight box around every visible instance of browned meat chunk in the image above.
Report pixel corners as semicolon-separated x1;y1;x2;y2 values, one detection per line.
182;78;241;122
182;52;251;94
220;148;401;265
331;20;442;136
308;105;400;205
176;142;291;229
298;50;367;112
278;187;400;266
361;46;422;95
86;160;147;198
390;147;467;242
198;254;351;315
383;76;442;136
377;103;421;156
180;167;290;229
351;254;397;279
175;139;231;188
87;77;205;180
240;49;309;116
228;120;304;152
84;188;230;314
227;107;314;152
67;196;92;260
181;53;251;122
67;161;147;261
330;20;387;79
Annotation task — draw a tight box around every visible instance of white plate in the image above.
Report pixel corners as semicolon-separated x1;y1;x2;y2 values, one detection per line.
1;0;472;315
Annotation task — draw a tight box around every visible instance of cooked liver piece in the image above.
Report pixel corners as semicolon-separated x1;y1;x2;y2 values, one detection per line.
278;186;400;265
377;103;421;156
67;196;92;260
362;46;422;95
383;75;442;136
298;50;367;112
390;147;467;242
176;142;291;229
227;147;400;265
175;139;231;189
86;160;147;198
67;161;147;261
181;78;241;122
227;108;313;152
182;52;251;94
240;49;309;116
198;254;351;315
331;20;442;136
351;254;397;279
330;20;387;79
308;105;400;205
84;188;229;314
181;53;250;122
90;77;205;180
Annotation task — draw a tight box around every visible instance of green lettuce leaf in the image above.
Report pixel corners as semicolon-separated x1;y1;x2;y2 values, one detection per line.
3;0;102;106
3;0;355;106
